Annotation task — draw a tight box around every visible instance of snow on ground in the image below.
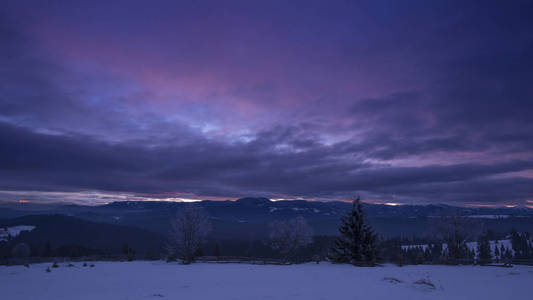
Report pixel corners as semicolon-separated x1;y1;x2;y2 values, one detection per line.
0;225;36;242
1;261;532;300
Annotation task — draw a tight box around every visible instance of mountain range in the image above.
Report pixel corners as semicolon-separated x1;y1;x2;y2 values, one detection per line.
2;198;532;240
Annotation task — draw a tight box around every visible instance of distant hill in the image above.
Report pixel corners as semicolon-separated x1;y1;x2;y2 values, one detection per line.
1;198;532;239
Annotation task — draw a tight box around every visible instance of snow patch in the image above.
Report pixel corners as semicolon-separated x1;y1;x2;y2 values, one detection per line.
401;239;514;257
0;225;36;242
467;215;509;219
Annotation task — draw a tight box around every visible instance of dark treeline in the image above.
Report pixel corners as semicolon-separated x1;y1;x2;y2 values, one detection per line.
2;230;533;266
1;201;533;266
1;240;103;259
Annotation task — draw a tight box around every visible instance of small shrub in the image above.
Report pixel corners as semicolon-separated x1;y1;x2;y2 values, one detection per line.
395;258;404;267
52;262;59;268
312;254;321;264
24;263;30;268
67;263;74;267
83;263;88;267
89;264;95;267
46;267;51;273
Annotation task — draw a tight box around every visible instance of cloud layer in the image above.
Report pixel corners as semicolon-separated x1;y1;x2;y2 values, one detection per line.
1;0;532;205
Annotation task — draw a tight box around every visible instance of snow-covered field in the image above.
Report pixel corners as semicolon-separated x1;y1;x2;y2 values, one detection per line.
1;261;532;300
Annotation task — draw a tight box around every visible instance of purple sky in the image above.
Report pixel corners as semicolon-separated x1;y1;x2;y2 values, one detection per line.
1;0;533;206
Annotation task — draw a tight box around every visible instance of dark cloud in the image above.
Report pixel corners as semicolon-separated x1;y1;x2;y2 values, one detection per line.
1;121;533;204
1;1;532;205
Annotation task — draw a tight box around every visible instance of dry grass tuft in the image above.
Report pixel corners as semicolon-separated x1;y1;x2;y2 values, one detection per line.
414;279;436;289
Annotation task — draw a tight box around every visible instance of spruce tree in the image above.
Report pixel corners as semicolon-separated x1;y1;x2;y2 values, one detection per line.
430;243;443;263
510;230;533;259
214;242;221;259
43;240;52;257
329;197;378;266
468;248;476;263
477;235;492;265
503;247;513;262
494;244;500;262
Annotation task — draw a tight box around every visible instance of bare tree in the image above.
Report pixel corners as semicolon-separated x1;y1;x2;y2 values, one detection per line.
11;243;31;258
430;215;482;264
267;216;314;263
167;204;211;264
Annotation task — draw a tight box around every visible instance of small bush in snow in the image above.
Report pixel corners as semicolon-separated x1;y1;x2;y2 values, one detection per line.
312;254;321;264
52;262;59;268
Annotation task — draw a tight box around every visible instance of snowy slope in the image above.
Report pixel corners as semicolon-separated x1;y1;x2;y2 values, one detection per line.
1;261;532;300
0;225;36;242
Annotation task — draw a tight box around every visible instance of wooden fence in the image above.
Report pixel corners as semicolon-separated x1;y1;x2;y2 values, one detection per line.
2;256;533;267
194;256;287;265
511;259;533;266
0;255;288;266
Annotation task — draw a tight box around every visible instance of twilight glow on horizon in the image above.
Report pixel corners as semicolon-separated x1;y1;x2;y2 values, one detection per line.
1;0;532;206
